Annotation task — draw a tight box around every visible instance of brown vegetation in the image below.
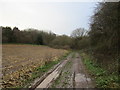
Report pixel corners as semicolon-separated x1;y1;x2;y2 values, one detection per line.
2;44;67;88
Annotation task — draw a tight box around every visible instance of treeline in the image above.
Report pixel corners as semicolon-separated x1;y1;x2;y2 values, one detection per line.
1;26;72;49
88;2;119;72
1;26;88;50
89;2;119;55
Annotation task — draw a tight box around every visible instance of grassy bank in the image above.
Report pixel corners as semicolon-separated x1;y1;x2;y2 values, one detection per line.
80;52;119;88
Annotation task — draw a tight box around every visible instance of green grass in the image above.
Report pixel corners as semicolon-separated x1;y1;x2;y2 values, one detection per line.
80;52;119;88
9;60;60;88
51;58;72;88
8;51;71;88
71;52;76;58
22;51;71;88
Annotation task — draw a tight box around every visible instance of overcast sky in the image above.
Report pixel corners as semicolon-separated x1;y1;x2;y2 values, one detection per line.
0;0;97;35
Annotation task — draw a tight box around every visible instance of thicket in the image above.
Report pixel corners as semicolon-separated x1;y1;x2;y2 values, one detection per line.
89;2;119;54
88;2;119;72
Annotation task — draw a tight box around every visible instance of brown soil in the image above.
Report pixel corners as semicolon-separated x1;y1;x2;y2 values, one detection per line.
2;44;67;88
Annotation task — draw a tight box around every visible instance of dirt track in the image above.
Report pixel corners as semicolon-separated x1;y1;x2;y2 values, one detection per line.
35;52;95;88
73;53;95;88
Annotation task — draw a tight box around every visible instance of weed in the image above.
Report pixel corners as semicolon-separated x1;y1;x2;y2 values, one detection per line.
51;54;73;88
80;52;119;88
71;52;76;58
23;51;71;88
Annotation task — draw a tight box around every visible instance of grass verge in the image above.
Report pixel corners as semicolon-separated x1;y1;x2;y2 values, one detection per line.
80;52;119;88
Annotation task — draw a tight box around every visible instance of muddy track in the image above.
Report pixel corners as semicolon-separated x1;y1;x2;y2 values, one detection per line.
28;53;73;89
73;53;95;88
33;52;95;89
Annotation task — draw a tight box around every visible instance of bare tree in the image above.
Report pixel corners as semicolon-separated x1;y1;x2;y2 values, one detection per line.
70;28;87;49
71;28;86;38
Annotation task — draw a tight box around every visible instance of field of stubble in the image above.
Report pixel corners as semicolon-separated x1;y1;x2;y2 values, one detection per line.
2;44;67;88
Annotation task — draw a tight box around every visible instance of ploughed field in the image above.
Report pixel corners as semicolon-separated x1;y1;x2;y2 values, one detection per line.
2;44;67;88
